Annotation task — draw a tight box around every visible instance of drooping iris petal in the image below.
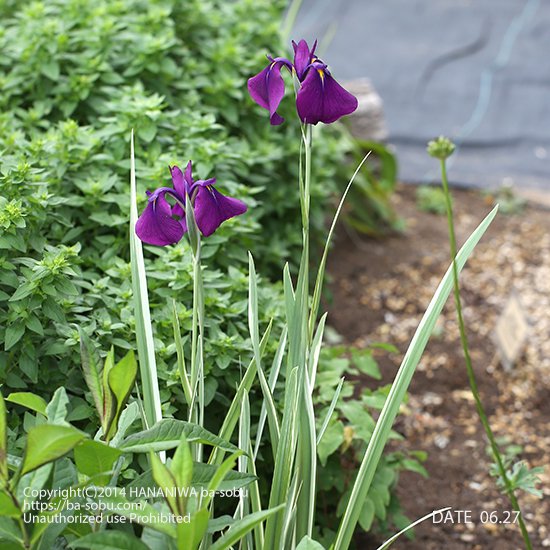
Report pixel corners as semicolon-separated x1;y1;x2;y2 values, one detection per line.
292;39;317;81
296;68;358;125
247;59;291;125
135;192;186;246
193;182;247;237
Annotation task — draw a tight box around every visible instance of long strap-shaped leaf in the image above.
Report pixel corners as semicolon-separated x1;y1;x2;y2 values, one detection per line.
129;131;162;431
333;205;498;550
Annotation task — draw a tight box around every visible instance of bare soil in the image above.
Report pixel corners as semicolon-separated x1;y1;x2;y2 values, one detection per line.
327;185;550;549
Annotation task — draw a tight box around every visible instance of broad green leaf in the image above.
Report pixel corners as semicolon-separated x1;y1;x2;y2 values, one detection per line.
128;463;256;493
0;517;23;545
209;505;285;550
334;206;498;550
21;425;86;475
105;350;137;440
176;508;209;550
296;536;326;550
192;463;256;491
69;529;150;550
17;463;53;509
120;419;239;454
5;392;47;417
78;329;104;419
46;387;69;425
0;491;20;518
73;440;122;483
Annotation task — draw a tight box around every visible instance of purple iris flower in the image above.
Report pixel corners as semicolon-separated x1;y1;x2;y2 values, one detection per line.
247;39;358;126
135;161;247;246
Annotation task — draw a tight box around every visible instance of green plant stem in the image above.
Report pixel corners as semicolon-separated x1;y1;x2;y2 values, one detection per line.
5;482;29;548
295;123;316;541
439;159;532;550
190;242;205;463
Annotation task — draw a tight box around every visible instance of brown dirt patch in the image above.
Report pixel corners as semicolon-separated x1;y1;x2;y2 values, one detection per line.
327;185;550;549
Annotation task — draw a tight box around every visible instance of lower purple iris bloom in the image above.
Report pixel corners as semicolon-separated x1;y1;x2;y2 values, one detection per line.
135;162;247;246
247;39;358;126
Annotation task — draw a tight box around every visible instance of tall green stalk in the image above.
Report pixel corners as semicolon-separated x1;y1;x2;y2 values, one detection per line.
431;137;532;550
185;192;205;463
295;123;316;541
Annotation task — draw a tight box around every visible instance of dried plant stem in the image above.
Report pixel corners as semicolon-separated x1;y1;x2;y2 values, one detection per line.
439;159;532;550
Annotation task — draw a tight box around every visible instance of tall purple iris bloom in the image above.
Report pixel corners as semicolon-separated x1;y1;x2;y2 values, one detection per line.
135;161;247;246
248;39;358;126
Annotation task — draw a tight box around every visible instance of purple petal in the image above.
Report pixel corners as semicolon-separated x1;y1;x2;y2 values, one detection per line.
170;165;187;197
193;184;247;237
292;39;316;81
184;161;194;188
247;59;290;125
135;192;186;246
296;68;358;125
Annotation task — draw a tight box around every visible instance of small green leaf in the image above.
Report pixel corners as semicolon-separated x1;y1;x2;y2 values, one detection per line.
5;322;25;351
105;350;137;440
150;451;179;515
317;421;344;467
21;425;86;475
170;433;192;493
5;392;47;416
46;387;69;425
358;498;375;531
79;329;104;420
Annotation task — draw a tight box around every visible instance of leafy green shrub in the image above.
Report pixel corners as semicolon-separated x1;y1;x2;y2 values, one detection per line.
0;0;354;394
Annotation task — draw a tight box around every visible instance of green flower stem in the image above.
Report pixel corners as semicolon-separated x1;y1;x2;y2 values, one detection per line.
439;158;532;550
295;123;316;541
189;240;205;463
